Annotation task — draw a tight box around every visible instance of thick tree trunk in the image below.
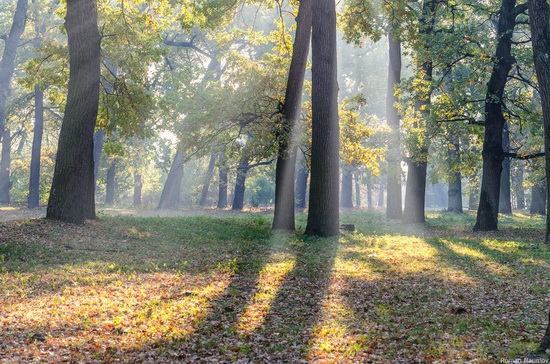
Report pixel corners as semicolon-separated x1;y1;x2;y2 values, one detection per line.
499;125;512;213
232;159;249;211
403;0;435;224
448;172;463;213
217;153;228;209
305;0;339;237
474;0;519;231
340;166;353;208
403;160;427;223
28;84;44;208
529;0;550;244
537;310;550;354
0;0;28;135
366;175;373;210
355;173;361;207
105;160;116;205
272;0;312;231
47;0;100;223
531;185;547;215
0;129;11;204
386;27;403;219
133;172;142;207
199;152;216;207
295;162;308;210
158;150;184;209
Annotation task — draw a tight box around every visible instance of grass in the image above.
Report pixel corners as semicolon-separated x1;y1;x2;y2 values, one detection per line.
0;210;549;362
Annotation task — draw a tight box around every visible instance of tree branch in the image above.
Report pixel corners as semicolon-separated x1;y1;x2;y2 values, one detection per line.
503;152;545;160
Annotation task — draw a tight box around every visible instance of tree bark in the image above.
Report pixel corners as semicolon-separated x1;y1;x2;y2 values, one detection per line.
0;0;28;136
385;27;403;219
366;175;373;211
447;137;463;214
499;124;512;213
295;162;308;210
378;179;385;208
105;160;116;205
232;158;249;211
158;150;184;209
340;166;353;208
93;128;104;187
529;0;550;243
28;84;44;208
133;172;142;207
199;152;216;207
305;0;340;237
272;0;312;231
474;0;520;231
47;0;100;223
537;310;550;354
531;185;546;215
217;153;228;209
0;129;11;204
354;173;361;207
513;161;525;210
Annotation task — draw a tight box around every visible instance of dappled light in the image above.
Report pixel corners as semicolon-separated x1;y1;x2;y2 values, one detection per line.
1;211;549;362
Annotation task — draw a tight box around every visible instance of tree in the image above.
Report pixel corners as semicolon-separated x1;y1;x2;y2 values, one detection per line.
46;0;101;223
386;25;403;219
305;0;339;237
158;150;185;209
0;0;28;137
529;0;550;245
403;0;436;224
272;0;312;231
473;0;526;231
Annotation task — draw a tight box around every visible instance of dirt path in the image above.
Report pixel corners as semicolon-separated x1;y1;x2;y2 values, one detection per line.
0;206;273;222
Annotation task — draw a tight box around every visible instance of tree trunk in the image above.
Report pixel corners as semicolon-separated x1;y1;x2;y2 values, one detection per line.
366;175;373;211
0;0;28;136
378;179;385;207
448;172;463;213
0;129;11;204
295;162;308;210
272;0;312;231
199;152;216;207
403;160;427;223
340;166;353;208
474;0;519;231
513;161;525;210
158;150;184;209
385;27;403;219
499;124;512;213
133;172;142;207
46;0;100;223
403;0;435;224
354;173;361;207
28;84;43;208
305;0;339;237
93;128;104;187
447;139;463;214
217;153;228;209
105;160;116;205
531;185;546;215
232;159;249;211
529;0;550;244
537;310;550;354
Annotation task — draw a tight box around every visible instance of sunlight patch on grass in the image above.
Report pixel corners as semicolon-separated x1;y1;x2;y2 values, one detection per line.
234;254;296;334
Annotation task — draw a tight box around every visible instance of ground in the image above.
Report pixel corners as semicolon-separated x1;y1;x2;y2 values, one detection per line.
0;208;549;363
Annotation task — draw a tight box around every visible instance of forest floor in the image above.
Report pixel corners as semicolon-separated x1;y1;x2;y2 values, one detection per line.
0;209;549;363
